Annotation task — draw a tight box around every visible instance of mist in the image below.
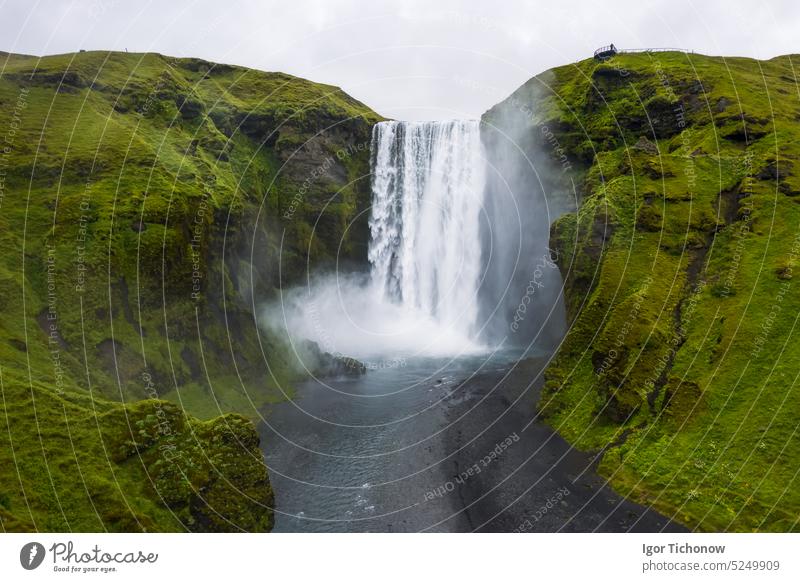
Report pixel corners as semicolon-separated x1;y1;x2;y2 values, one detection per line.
477;71;572;351
260;273;486;366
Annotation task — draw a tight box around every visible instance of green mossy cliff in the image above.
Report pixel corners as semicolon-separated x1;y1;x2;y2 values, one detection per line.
0;50;381;531
484;52;800;531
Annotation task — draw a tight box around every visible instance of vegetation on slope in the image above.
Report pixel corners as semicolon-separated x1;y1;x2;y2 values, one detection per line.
0;50;381;531
485;51;800;531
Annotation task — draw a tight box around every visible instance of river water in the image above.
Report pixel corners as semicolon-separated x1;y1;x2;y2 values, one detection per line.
259;350;685;532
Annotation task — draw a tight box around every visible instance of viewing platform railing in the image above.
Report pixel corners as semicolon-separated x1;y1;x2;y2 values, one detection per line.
594;45;693;60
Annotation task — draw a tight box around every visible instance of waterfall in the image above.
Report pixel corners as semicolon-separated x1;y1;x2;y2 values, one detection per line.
268;118;566;361
368;120;486;345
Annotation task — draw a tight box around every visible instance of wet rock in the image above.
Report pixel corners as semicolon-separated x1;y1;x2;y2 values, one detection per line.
299;340;367;377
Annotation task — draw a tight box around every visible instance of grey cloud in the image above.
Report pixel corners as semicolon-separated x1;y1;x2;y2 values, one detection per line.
1;0;797;119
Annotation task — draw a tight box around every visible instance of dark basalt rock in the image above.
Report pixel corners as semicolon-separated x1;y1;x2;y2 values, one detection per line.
299;340;367;377
757;158;794;181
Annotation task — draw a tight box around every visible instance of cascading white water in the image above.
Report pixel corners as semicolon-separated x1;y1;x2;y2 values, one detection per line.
368;120;486;344
265;119;491;361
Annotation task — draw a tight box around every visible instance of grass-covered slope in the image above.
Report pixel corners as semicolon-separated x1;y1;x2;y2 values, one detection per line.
485;51;800;531
0;50;381;531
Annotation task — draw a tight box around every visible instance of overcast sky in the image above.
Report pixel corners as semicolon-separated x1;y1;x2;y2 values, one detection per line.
2;0;798;120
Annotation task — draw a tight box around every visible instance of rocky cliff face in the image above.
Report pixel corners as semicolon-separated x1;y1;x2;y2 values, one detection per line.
484;52;800;531
0;50;381;531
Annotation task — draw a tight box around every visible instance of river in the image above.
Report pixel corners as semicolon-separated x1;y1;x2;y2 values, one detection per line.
259;349;685;532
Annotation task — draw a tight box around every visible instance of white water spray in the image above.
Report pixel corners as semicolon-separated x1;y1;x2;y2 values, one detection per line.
269;120;489;361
